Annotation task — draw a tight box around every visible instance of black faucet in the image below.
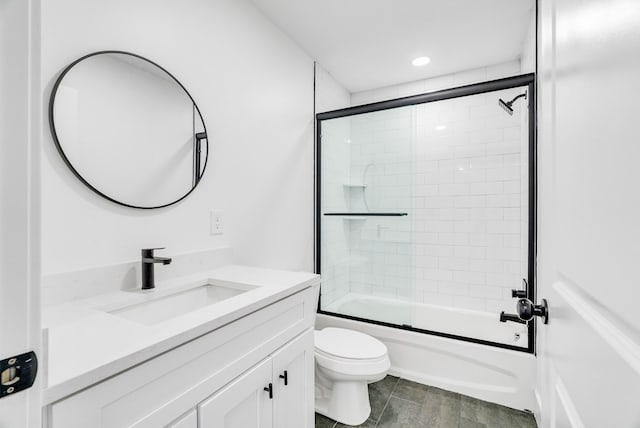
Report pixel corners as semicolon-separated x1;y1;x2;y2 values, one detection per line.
141;248;172;290
499;312;527;324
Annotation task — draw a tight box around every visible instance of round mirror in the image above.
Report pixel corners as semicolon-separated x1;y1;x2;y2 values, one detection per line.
49;51;208;209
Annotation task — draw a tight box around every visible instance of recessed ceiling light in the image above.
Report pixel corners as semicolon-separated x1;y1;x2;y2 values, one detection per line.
412;56;431;67
435;125;446;131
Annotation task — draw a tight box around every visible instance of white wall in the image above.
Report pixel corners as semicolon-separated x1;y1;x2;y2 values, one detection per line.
351;60;522;106
41;0;314;275
314;64;350;114
520;11;536;74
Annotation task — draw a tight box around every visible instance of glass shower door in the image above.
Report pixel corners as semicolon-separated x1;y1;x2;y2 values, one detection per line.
318;106;414;326
407;85;532;350
317;75;535;352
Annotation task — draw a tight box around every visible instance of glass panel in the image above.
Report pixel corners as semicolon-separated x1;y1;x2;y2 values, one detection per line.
319;84;530;349
320;106;414;326
409;86;530;348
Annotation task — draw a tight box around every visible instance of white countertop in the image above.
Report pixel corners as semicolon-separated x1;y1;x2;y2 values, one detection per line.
42;265;319;405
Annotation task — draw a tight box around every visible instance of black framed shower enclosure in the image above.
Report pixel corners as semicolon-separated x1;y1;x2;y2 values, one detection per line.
314;73;537;354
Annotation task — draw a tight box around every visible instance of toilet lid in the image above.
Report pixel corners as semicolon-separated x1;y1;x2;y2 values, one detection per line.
315;328;387;360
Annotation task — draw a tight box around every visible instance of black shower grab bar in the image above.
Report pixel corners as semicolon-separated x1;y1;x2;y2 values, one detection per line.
323;212;408;216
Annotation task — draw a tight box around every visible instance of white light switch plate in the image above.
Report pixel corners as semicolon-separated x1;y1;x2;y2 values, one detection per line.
210;210;224;235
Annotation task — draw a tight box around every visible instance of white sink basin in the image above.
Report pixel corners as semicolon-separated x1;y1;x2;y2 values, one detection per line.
110;282;255;325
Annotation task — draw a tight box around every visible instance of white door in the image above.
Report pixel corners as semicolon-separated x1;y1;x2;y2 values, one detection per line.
0;0;42;427
537;0;640;427
198;358;273;428
272;330;314;428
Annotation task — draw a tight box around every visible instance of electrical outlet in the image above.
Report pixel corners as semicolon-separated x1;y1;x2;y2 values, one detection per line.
210;210;224;235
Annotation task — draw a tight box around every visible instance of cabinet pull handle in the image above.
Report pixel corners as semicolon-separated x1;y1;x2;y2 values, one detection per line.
279;370;288;386
264;383;273;399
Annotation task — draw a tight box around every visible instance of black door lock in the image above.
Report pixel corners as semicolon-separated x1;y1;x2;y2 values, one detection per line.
0;351;37;399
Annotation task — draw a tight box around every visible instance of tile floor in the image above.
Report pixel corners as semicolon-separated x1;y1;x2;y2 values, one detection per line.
315;376;537;428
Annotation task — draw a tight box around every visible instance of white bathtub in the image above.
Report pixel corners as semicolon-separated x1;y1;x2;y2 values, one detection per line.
317;293;536;411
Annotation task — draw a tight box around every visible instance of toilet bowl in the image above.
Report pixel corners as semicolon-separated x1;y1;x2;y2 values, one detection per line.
314;327;390;426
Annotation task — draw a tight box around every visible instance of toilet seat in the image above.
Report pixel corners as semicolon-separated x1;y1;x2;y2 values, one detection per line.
315;349;390;377
315;328;387;360
314;328;390;377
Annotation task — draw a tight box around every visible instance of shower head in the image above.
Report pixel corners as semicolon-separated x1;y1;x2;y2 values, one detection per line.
498;92;527;116
498;98;514;115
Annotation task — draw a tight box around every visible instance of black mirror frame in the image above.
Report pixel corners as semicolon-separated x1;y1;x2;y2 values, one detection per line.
48;50;209;210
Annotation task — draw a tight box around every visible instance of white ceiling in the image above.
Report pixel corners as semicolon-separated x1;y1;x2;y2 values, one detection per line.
250;0;534;92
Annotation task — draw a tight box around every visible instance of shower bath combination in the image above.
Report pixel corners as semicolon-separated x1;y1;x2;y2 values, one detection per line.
499;92;527;115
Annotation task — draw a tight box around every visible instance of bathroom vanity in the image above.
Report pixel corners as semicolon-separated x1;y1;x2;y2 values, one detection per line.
41;265;319;428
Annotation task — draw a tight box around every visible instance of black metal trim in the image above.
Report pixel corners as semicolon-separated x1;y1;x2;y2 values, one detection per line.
324;212;408;217
315;73;537;354
528;75;538;355
317;310;529;353
317;74;535;120
48;50;209;210
315;113;322;274
531;0;540;356
313;62;319;273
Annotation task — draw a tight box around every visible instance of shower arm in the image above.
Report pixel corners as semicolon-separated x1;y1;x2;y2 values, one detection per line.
508;93;527;105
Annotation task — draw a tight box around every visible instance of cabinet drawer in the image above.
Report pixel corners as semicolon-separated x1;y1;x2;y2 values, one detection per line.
49;287;315;428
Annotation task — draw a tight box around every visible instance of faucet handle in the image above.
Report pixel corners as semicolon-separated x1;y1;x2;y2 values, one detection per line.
141;247;165;257
511;278;528;298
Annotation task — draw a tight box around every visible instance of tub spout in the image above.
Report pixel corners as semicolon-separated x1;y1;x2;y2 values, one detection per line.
499;312;526;324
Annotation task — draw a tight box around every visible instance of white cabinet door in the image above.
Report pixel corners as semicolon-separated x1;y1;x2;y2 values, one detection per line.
198;358;273;428
166;410;197;428
272;329;314;428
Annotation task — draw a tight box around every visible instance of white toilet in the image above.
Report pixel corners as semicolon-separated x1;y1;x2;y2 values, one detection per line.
314;328;391;426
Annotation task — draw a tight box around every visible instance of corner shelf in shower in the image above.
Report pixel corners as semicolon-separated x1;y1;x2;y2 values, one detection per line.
342;183;367;188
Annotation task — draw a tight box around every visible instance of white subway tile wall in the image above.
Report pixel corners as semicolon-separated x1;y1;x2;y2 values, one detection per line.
320;119;352;306
321;60;529;317
347;107;414;301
